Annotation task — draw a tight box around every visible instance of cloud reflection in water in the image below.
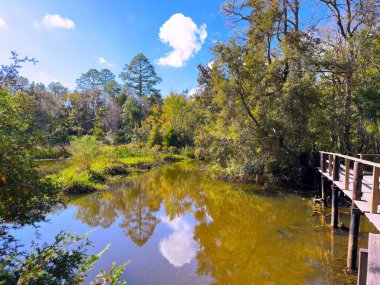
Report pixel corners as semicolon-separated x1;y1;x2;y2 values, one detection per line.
159;216;197;268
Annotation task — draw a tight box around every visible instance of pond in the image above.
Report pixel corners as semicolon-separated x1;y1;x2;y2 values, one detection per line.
14;162;377;284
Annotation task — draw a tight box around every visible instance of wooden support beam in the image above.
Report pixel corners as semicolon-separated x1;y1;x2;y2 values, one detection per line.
331;184;339;229
352;162;363;201
345;158;350;190
329;154;333;176
321;176;327;207
357;248;368;285
370;167;379;214
367;234;380;285
347;205;361;271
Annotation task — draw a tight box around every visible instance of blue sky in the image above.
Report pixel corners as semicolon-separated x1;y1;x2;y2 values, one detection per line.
0;0;228;96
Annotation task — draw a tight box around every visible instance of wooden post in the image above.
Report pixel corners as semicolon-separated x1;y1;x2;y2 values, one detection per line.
352;162;363;201
320;152;327;172
370;167;379;214
328;154;333;176
357;248;368;285
345;158;350;190
331;187;339;229
347;206;361;270
333;155;340;181
314;171;321;193
347;161;363;271
331;185;339;229
321;177;327;207
331;155;340;229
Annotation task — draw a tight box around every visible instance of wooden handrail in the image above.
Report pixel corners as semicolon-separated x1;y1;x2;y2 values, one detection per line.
320;151;380;168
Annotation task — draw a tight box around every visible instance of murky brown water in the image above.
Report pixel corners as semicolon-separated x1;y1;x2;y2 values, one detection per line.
16;162;378;284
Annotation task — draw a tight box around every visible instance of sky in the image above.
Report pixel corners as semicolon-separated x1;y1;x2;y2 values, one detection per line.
0;0;228;96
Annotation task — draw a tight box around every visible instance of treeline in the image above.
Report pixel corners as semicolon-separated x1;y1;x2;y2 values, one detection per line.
1;52;197;153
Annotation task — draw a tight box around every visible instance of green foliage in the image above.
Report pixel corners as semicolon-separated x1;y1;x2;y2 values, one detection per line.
69;136;102;171
0;90;64;225
91;261;129;285
162;127;178;147
192;0;380;183
1;231;127;285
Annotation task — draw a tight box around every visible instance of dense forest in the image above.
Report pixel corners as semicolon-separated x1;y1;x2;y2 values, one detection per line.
1;0;379;283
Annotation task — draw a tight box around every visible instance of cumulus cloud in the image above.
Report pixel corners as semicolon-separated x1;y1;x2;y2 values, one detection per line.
98;57;107;64
156;13;207;68
0;18;8;30
35;14;75;30
159;216;197;267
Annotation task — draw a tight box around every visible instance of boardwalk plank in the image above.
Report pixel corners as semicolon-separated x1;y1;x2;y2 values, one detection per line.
367;234;380;285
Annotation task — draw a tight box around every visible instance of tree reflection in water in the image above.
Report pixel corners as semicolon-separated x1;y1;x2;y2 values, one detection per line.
71;162;361;284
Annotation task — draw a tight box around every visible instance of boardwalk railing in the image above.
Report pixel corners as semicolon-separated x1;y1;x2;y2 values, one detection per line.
319;151;380;215
315;151;380;284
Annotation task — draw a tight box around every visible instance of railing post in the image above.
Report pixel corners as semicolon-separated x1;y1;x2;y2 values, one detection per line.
332;155;340;181
328;154;333;176
352;162;363;201
320;152;326;172
347;161;363;271
370;167;379;213
345;158;350;190
331;155;340;229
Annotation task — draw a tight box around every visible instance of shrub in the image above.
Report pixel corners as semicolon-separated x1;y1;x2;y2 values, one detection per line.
69;136;102;171
162;127;179;147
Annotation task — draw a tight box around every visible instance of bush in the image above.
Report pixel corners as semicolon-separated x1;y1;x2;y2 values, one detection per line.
162;128;179;147
69;136;102;171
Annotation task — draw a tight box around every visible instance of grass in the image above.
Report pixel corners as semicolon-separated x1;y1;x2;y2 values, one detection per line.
46;143;192;194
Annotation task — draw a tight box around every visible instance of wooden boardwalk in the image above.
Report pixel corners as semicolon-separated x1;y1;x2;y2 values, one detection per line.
317;158;380;230
315;151;380;285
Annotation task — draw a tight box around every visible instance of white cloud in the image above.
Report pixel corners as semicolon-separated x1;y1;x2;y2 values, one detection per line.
159;216;197;267
188;86;204;97
0;18;8;30
98;57;107;64
207;60;214;69
36;14;75;30
97;56;115;68
156;13;207;68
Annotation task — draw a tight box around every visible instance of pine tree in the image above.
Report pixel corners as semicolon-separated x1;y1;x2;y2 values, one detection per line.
119;53;162;98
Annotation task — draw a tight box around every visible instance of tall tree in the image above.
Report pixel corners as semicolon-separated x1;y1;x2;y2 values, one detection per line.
119;53;162;98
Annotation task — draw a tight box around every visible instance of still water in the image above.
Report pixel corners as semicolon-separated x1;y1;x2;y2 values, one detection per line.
16;162;377;284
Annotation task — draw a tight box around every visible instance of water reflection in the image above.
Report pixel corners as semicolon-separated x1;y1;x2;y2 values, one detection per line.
159;215;197;267
68;162;375;284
